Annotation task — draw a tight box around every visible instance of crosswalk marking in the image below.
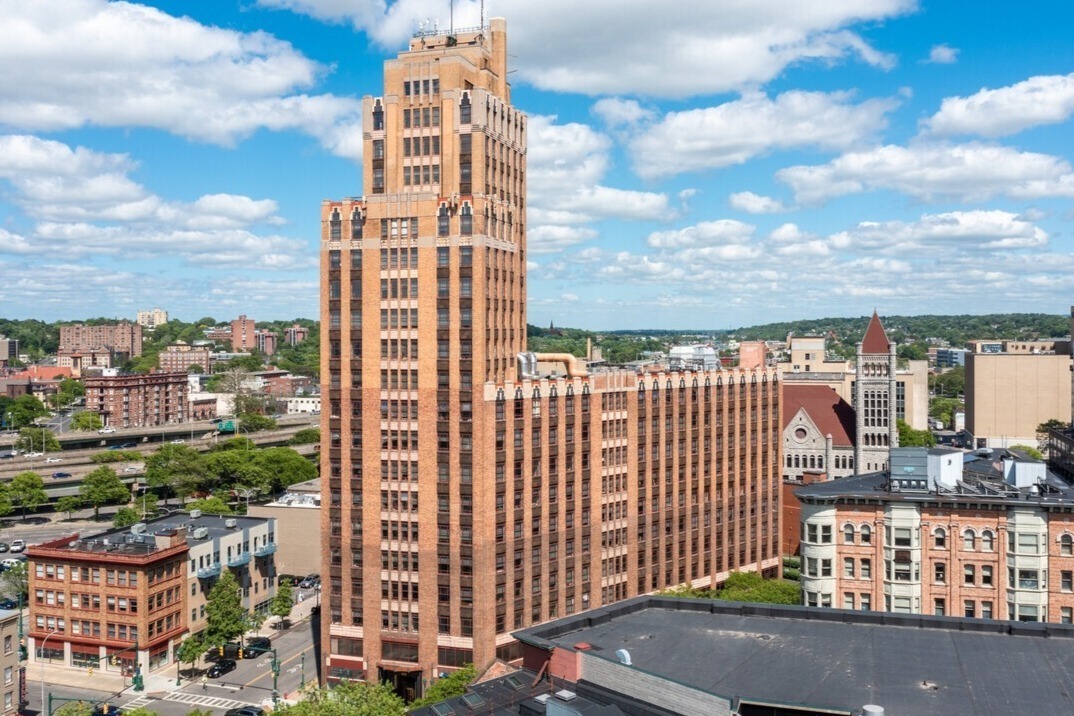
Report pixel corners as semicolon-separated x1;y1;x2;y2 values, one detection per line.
160;690;260;710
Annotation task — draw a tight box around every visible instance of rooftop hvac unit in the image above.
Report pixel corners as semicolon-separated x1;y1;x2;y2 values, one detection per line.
555;690;577;702
189;509;202;519
225;518;238;529
192;527;209;540
130;523;146;535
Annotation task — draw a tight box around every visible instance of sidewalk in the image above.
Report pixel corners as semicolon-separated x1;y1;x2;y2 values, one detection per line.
34;661;129;697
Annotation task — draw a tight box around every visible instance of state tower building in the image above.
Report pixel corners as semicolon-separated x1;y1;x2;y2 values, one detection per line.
320;19;782;697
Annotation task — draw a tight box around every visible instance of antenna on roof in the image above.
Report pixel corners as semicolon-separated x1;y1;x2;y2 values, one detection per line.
450;0;454;35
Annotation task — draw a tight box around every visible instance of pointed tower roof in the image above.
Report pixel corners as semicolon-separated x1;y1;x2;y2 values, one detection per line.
861;311;891;353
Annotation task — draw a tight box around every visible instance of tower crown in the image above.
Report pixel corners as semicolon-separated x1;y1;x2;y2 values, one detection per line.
861;311;891;354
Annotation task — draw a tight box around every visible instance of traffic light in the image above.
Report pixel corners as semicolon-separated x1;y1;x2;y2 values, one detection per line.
218;646;225;657
18;638;25;661
87;668;93;677
111;656;119;666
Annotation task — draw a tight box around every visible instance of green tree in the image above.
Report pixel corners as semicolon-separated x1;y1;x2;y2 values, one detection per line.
175;634;205;678
53;702;94;716
275;681;406;716
928;397;963;428
49;378;84;408
80;466;130;520
1037;418;1070;456
145;443;206;505
5;394;48;429
91;450;141;464
15;427;60;453
113;507;140;528
55;495;82;520
930;366;965;398
239;412;277;433
2;562;28;602
186;496;232;515
897;419;936;448
249;447;316;493
71;411;104;431
410;664;477;709
187;363;204;374
270;580;293;625
288;428;321;445
204;570;248;647
9;471;46;521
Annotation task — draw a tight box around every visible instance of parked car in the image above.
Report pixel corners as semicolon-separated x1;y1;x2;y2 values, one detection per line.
245;636;271;650
1;558;25;569
51;472;72;479
207;659;236;678
44;457;62;464
299;574;320;589
0;599;18;610
225;707;264;716
0;543;9;553
97;427;116;434
278;574;302;586
9;541;25;553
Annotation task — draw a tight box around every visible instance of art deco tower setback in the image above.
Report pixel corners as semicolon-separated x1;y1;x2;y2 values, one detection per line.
321;20;782;697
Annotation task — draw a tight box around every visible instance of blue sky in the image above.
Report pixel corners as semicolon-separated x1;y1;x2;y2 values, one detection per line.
1;1;1073;330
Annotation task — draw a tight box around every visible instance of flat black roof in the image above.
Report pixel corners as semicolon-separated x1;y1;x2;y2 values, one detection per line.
514;597;1074;715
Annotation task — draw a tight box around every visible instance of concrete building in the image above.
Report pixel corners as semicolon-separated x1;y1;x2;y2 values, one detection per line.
965;346;1071;448
284;324;310;346
255;329;278;357
84;372;189;428
249;478;320;577
59;322;143;359
27;511;277;677
796;446;1074;622
135;308;168;329
56;349;113;377
319;20;782;693
283;396;320;414
0;610;20;715
934;347;967;369
231;316;256;352
158;342;212;374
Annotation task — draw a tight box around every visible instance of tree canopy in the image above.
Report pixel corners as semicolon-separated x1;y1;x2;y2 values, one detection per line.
898;419;936;448
275;680;406;716
15;427;60;452
71;411;103;431
80;465;130;520
662;571;801;605
4;395;49;429
410;664;477;709
8;471;46;520
204;570;247;647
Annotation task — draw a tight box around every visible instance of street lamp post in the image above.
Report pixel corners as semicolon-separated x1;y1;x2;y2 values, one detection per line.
234;487;259;514
39;629;60;712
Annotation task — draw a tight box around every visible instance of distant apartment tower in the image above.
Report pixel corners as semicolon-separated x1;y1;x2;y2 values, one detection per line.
136;307;168;328
230;315;256;352
319;20;781;696
84;372;188;428
158;343;212;374
0;335;17;367
284;324;310;346
255;329;278;356
59;322;143;359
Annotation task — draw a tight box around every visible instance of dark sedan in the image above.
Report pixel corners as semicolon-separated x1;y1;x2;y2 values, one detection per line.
51;471;73;479
207;659;236;678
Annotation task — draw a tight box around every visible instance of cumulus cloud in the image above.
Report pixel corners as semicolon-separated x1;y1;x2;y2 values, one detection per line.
829;210;1048;251
592;98;654;128
925;44;959;64
923;73;1074;137
629;91;896;178
729;192;791;214
262;0;913;98
0;0;362;157
777;142;1074;203
646;220;754;249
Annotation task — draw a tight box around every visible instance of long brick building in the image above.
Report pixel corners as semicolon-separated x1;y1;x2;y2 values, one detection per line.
318;19;782;697
84;372;188;428
59;322;142;359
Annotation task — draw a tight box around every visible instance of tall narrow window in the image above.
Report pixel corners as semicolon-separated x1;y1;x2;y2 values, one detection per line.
460;94;471;124
460;205;473;236
437;206;449;237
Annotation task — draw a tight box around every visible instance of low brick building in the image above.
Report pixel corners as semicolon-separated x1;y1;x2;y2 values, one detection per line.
159;343;212;374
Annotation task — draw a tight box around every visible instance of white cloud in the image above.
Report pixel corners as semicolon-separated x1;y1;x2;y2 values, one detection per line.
0;0;362;156
729;191;790;214
262;0;913;98
925;44;959;64
924;73;1074;137
777;142;1074;203
528;226;599;255
647;220;754;249
630;91;896;178
592;98;654;128
829;210;1048;251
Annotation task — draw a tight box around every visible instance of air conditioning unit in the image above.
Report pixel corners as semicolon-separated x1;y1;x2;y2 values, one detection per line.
189;509;202;519
130;523;146;535
225;519;238;529
192;527;209;540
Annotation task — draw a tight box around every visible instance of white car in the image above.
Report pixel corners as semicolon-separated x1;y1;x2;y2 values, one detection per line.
44;457;62;464
9;541;25;554
170;439;185;444
123;466;140;473
98;427;116;434
24;452;43;458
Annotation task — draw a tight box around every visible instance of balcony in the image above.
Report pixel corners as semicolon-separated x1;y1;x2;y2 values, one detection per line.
254;543;278;558
227;552;251;568
196;563;222;579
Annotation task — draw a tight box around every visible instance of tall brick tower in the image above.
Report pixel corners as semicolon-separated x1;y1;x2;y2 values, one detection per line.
853;312;898;473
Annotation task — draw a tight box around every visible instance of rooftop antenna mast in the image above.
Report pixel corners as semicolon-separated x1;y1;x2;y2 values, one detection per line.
450;0;454;35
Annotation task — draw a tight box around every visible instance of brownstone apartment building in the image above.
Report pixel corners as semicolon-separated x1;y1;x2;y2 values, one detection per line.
84;372;188;428
59;322;143;358
158;343;212;374
319;20;781;695
797;446;1074;622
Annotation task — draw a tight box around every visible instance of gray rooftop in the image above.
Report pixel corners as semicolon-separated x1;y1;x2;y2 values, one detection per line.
514;597;1074;716
55;511;272;556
